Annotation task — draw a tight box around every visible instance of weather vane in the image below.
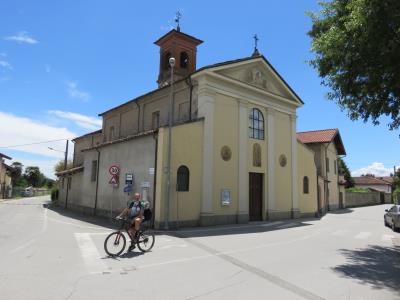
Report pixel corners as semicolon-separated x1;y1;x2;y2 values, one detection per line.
175;11;182;32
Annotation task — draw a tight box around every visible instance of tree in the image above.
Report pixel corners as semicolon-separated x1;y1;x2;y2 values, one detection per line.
54;159;73;173
338;157;354;188
7;162;23;186
24;166;42;187
308;0;400;130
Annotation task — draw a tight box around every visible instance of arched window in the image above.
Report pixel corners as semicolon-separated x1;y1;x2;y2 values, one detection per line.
180;52;189;69
249;108;264;140
177;165;189;191
303;176;309;194
164;52;171;70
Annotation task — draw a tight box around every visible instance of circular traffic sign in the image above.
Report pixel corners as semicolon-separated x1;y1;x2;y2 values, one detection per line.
109;165;120;175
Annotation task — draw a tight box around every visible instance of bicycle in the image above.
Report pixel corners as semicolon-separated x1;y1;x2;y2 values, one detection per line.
104;218;155;257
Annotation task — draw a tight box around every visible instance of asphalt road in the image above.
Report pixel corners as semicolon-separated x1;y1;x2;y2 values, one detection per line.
0;196;399;300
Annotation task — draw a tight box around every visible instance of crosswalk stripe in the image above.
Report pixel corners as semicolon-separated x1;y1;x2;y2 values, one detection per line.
382;234;394;241
74;233;107;273
354;232;371;239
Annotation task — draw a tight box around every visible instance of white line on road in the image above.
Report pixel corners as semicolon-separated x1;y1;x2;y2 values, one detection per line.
354;232;371;239
74;233;107;274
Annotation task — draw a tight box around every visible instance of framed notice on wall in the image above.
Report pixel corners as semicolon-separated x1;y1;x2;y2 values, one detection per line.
221;189;231;206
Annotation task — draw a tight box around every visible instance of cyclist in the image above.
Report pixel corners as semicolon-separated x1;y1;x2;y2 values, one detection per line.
116;192;144;251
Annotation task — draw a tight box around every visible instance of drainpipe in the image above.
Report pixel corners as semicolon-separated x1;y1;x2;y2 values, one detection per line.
94;148;101;216
152;132;158;229
324;143;330;212
185;76;194;121
134;101;141;134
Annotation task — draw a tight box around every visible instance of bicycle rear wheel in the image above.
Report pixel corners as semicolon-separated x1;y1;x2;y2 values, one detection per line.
137;231;155;252
104;231;126;257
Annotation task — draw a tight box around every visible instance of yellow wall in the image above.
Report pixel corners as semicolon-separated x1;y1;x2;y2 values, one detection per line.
274;111;292;212
155;120;204;225
326;142;340;208
297;142;317;214
212;93;239;215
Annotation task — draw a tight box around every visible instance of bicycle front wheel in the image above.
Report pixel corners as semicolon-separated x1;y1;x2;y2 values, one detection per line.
137;231;155;252
104;231;126;257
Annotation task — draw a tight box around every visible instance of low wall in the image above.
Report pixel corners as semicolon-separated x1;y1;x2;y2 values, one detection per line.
345;192;392;208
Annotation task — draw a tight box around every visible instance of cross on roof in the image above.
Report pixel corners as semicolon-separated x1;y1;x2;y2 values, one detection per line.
175;11;182;32
252;34;260;57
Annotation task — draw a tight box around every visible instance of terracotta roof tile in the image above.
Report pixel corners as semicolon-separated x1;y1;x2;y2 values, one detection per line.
296;129;338;144
353;176;392;185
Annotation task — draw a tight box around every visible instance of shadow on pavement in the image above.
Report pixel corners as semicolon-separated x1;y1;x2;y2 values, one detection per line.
46;203;118;230
333;245;400;291
173;218;320;239
327;208;354;215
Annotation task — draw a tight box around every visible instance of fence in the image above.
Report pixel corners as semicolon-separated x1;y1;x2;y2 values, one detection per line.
11;187;51;198
345;191;392;208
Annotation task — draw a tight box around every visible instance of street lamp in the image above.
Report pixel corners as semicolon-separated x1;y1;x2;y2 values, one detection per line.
165;57;175;230
48;140;69;170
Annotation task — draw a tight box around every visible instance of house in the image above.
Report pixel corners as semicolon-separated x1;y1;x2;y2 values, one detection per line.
57;28;346;228
297;129;347;212
353;176;392;194
0;153;13;199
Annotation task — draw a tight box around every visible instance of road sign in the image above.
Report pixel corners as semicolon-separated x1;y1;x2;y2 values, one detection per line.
109;176;118;185
123;184;133;193
109;165;120;175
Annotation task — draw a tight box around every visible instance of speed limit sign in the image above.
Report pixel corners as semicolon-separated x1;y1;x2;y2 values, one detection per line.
109;165;120;175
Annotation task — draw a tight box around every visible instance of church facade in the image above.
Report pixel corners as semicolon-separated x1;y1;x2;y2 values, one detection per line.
57;29;346;228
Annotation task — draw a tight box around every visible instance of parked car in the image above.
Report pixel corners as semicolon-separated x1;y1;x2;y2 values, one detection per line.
384;205;400;232
21;187;34;197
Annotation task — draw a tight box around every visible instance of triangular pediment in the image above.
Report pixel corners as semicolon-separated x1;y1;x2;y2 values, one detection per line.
211;57;303;104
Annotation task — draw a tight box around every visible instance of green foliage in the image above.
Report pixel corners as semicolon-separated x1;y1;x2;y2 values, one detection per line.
54;159;73;173
8;162;23;186
51;187;59;202
308;0;400;130
338;157;355;187
346;187;370;193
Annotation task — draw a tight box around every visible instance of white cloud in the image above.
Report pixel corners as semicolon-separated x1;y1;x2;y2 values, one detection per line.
48;110;102;130
0;60;12;70
66;81;91;102
0;111;76;158
4;31;38;44
351;162;399;177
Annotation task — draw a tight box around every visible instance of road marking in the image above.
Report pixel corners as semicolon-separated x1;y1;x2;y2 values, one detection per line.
74;233;107;274
354;232;371;239
382;234;394;241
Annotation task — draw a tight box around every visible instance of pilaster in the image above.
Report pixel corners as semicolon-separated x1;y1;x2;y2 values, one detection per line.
238;99;249;222
290;114;299;218
266;107;276;217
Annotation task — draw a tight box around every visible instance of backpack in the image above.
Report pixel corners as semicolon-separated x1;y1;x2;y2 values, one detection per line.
143;208;152;221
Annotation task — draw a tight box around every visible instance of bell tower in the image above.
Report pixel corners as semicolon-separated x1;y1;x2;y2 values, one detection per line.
154;29;203;87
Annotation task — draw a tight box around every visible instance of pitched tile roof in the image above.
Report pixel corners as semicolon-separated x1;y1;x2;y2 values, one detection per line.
0;152;11;160
353;176;392;186
296;129;346;155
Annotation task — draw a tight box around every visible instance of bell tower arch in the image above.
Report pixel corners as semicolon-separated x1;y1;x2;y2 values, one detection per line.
154;29;203;87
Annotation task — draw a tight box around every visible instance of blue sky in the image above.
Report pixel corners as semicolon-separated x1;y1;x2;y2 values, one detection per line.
0;0;399;179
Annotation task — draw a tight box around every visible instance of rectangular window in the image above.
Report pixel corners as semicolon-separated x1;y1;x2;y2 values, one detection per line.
91;160;97;182
61;178;65;189
334;160;337;174
326;157;330;173
109;126;115;141
152;111;160;129
67;177;72;190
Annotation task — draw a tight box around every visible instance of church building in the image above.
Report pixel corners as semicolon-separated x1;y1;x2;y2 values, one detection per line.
56;26;347;229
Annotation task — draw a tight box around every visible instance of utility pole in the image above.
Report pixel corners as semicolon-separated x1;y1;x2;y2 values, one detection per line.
165;57;176;230
64;140;69;170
